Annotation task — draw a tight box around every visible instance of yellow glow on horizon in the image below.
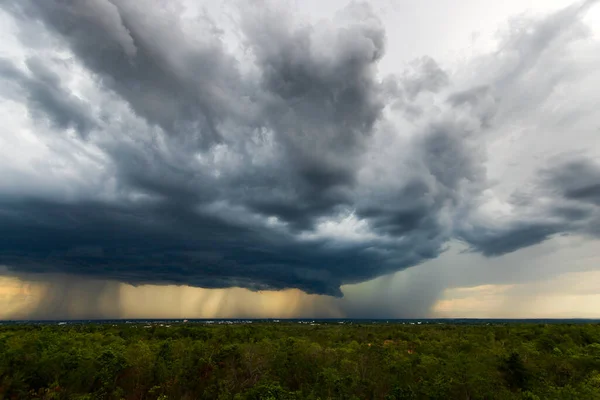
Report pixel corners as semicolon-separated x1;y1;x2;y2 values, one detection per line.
2;269;600;320
118;283;342;319
0;275;342;320
432;271;600;318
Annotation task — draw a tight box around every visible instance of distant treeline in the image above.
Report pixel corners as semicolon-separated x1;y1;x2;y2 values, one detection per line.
1;323;600;399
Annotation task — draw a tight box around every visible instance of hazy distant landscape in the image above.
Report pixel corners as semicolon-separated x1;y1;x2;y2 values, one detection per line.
1;321;600;399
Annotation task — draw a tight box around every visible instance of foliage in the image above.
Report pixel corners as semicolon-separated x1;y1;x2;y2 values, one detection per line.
0;322;599;399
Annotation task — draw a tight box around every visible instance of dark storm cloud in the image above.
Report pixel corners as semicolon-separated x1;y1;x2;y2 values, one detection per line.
458;222;562;257
0;198;432;297
543;158;600;237
0;0;599;299
0;56;96;135
543;159;600;206
6;0;247;148
236;1;389;229
458;158;600;256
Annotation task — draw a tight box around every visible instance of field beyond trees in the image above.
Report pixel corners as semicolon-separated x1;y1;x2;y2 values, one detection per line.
1;322;600;399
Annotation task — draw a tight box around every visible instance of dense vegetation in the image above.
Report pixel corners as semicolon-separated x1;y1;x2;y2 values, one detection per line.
1;322;600;399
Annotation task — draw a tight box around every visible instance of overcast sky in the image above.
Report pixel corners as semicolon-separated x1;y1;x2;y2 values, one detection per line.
1;0;599;319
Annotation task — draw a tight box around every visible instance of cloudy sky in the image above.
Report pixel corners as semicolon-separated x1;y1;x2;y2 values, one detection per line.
1;0;599;319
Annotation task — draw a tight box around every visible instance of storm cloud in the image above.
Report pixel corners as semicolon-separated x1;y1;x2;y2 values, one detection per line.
1;0;599;299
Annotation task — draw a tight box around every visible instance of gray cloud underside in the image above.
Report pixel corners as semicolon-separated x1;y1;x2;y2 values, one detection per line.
459;158;600;256
0;0;599;296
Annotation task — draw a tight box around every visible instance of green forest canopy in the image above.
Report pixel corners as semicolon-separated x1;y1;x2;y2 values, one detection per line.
1;322;600;399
